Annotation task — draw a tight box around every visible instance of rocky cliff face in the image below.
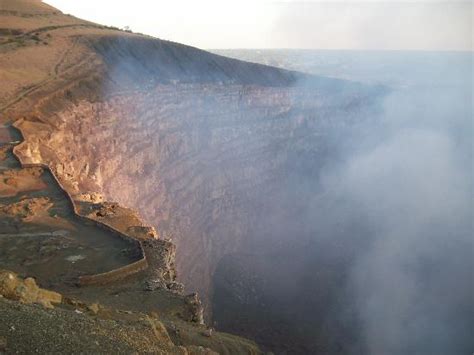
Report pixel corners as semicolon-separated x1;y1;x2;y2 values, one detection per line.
19;78;381;314
1;3;384;352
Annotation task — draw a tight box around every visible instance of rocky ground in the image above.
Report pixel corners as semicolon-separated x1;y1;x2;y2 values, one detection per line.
0;270;258;354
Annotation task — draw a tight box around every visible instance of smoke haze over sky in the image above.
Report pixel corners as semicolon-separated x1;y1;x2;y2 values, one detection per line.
44;0;472;51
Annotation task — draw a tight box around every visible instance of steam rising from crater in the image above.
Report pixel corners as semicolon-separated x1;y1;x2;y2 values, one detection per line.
320;126;471;354
212;50;472;354
303;52;473;353
304;54;472;353
73;40;472;354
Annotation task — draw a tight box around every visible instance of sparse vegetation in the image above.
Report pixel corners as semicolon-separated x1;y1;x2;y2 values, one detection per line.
0;28;24;36
103;25;121;31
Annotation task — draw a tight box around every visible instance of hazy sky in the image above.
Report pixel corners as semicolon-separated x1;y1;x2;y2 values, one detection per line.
44;1;472;50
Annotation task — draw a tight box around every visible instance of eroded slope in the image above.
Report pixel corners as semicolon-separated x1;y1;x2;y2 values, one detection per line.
0;1;385;353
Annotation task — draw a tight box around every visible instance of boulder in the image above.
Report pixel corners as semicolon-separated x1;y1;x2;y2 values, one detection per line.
0;270;62;308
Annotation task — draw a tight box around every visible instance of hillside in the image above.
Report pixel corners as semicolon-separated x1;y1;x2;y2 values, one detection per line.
0;0;384;353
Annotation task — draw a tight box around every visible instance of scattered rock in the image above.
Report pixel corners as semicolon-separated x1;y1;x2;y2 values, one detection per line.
167;281;185;294
75;192;104;203
126;225;158;239
202;328;213;337
62;297;84;308
183;293;204;324
0;270;62;308
87;303;100;314
90;202;119;218
4;177;18;187
144;278;167;291
65;254;86;263
0;197;53;220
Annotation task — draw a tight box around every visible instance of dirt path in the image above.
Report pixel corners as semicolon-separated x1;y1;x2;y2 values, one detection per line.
0;24;108;47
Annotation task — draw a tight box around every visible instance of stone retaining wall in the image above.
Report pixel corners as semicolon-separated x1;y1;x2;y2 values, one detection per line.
78;257;148;286
11;119;149;286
